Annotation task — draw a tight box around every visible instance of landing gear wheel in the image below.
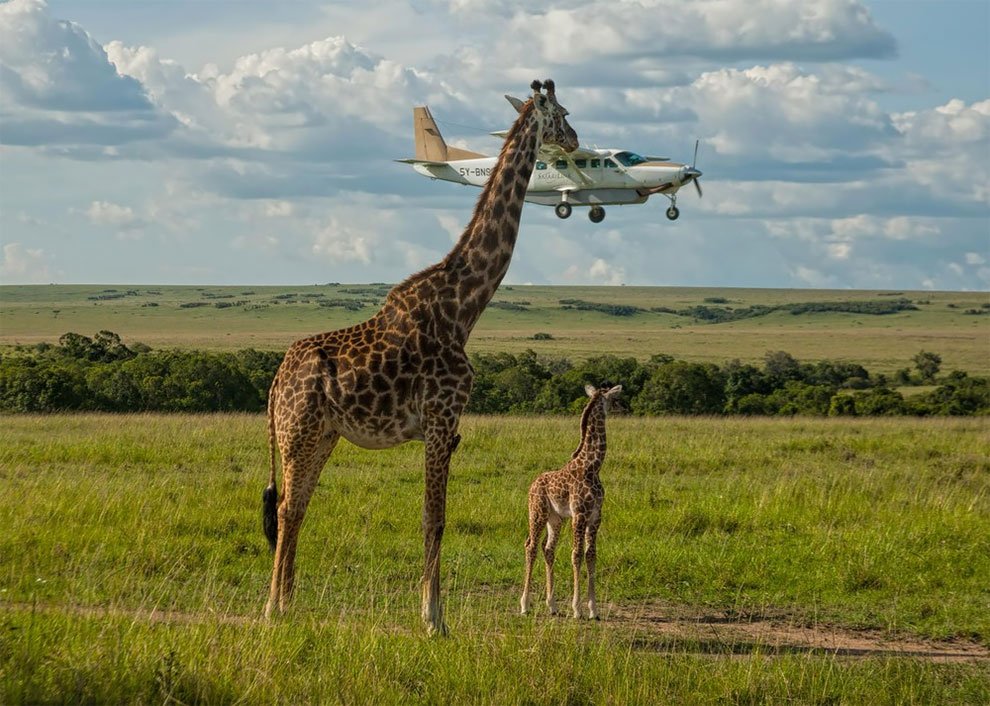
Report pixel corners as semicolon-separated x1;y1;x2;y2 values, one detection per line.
554;202;573;219
589;206;606;223
665;205;680;221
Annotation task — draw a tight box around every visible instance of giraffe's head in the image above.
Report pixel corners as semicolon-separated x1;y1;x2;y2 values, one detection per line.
527;79;579;153
584;383;623;413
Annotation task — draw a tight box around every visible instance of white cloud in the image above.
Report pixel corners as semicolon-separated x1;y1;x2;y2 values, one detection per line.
0;0;174;146
686;63;893;159
312;217;374;264
106;34;468;162
588;257;626;285
0;242;52;283
889;98;990;205
436;213;466;243
965;252;986;266
262;200;294;218
497;0;895;68
82;200;142;229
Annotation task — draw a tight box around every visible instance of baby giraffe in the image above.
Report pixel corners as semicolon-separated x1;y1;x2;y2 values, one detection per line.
521;384;622;619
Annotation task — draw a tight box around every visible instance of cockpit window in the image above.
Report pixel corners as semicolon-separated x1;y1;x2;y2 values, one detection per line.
614;151;648;167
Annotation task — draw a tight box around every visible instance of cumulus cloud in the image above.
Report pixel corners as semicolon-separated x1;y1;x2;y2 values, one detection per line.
0;242;52;283
0;0;175;146
107;35;469;162
889;98;990;205
588;257;626;285
82;200;143;229
687;63;893;161
496;0;895;68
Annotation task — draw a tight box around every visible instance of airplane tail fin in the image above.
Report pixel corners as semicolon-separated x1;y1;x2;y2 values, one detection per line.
413;106;484;161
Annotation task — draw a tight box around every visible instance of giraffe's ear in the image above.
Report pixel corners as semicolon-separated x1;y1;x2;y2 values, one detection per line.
505;95;526;113
605;385;623;400
585;384;597;398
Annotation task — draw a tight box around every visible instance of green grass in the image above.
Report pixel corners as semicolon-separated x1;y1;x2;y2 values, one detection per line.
3;284;988;375
2;414;988;703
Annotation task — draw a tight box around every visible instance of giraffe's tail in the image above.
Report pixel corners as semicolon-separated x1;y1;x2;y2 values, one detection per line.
262;376;279;553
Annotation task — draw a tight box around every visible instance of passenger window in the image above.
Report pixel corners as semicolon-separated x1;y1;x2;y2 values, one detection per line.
536;161;547;170
554;160;568;170
590;159;600;168
604;158;617;168
574;159;587;168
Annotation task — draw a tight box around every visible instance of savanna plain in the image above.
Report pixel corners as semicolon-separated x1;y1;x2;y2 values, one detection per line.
1;285;989;704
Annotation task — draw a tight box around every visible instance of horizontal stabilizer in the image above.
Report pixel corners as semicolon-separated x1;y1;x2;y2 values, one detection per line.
395;158;448;166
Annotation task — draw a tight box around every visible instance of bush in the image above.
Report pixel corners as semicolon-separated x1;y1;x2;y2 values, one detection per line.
853;387;907;416
915;372;990;415
633;361;725;415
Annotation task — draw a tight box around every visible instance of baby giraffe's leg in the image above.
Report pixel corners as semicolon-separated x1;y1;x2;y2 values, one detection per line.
543;513;563;615
570;514;587;619
585;515;602;620
521;500;546;615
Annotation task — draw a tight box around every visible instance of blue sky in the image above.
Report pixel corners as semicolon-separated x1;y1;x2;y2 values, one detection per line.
1;0;988;289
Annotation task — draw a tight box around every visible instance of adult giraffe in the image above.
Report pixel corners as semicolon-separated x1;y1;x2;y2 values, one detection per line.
262;79;578;634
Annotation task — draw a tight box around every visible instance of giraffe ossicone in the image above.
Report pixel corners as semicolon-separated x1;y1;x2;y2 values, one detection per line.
261;80;578;635
521;384;622;620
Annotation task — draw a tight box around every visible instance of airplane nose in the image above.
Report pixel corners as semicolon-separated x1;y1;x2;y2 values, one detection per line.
684;167;702;180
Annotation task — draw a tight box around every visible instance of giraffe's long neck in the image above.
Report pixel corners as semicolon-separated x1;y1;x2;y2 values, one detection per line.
446;105;541;335
572;402;607;472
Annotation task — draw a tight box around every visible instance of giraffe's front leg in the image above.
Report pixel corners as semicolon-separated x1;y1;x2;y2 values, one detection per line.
421;423;456;635
521;515;541;615
585;517;602;620
570;515;587;619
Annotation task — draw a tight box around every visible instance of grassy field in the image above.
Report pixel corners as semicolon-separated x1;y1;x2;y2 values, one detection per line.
2;413;988;703
2;284;988;375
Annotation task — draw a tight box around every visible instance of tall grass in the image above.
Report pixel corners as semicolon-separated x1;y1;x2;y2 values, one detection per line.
1;414;988;703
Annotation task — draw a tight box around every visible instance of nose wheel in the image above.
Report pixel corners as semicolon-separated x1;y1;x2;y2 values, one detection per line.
589;206;605;223
554;202;572;219
665;205;679;221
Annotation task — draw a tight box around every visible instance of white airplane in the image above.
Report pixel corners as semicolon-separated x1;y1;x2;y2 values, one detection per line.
397;98;703;223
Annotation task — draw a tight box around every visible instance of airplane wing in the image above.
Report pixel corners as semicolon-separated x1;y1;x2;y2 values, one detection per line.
538;144;600;186
540;144;600;161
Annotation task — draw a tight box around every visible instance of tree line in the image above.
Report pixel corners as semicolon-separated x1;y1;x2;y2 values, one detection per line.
0;331;986;416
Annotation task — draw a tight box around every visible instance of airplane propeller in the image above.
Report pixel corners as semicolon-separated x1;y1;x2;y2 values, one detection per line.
684;139;703;198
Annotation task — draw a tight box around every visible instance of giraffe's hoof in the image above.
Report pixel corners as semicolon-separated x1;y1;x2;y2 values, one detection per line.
427;622;449;638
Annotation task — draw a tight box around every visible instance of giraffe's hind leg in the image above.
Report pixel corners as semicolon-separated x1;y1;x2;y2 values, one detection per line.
265;432;339;618
521;494;547;615
543;512;563;615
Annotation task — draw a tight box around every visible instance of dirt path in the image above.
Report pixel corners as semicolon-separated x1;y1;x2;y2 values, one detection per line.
607;602;989;663
4;600;988;663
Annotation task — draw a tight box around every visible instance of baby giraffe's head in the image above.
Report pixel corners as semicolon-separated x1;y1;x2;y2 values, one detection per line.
584;383;623;414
